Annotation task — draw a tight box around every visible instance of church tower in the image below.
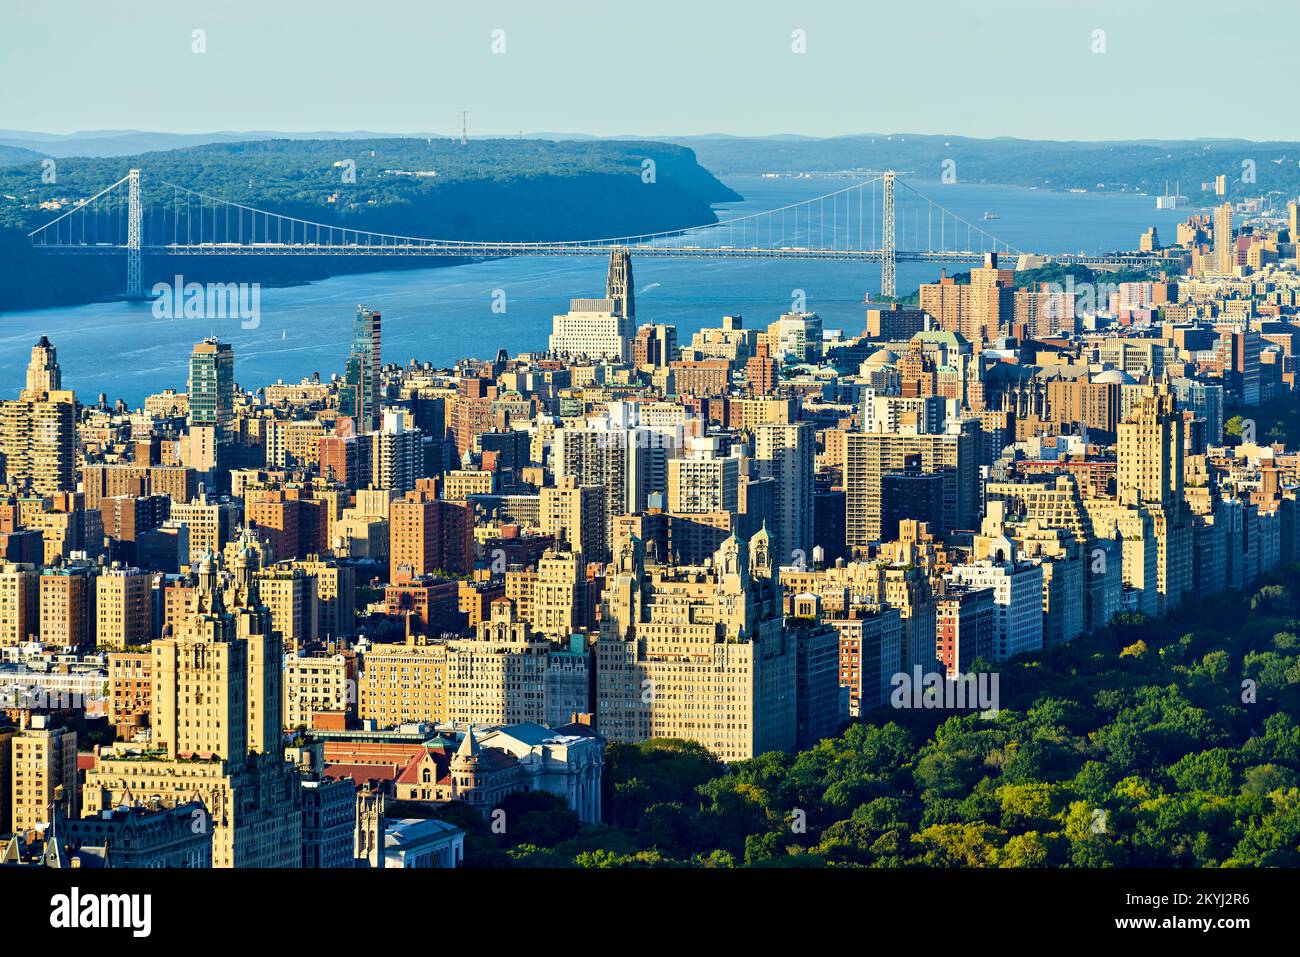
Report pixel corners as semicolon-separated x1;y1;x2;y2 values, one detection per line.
606;246;635;320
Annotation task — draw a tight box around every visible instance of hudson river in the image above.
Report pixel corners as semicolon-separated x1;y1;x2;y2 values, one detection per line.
0;175;1197;405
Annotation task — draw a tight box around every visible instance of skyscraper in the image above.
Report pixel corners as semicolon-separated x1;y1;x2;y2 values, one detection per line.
753;422;814;566
595;529;797;761
1214;202;1235;275
24;336;62;397
188;338;235;436
83;534;303;867
0;337;76;495
548;248;636;361
341;305;382;432
606;246;635;321
1117;382;1184;510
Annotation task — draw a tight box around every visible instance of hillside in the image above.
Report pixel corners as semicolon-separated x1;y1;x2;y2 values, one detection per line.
0;137;740;311
673;133;1300;198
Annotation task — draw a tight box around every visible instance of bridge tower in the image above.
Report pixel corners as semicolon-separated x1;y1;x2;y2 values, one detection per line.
126;168;142;298
881;170;896;298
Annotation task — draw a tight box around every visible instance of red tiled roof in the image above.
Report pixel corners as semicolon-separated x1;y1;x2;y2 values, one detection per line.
323;762;402;787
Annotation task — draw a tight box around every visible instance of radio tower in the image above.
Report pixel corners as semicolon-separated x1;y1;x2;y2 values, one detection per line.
459;111;469;145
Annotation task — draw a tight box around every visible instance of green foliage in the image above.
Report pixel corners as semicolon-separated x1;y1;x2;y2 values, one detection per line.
451;563;1300;868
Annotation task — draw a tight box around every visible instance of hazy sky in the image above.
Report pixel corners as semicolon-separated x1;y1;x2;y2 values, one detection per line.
3;0;1294;141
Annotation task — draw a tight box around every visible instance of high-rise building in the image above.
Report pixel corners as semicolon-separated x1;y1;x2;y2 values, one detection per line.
753;422;814;566
548;249;636;361
948;556;1044;662
0;338;76;495
187;338;235;436
10;715;78;833
39;563;97;649
340;305;383;433
549;299;636;362
826;601;903;716
25;335;62;396
919;275;971;335
1214;203;1235;275
389;489;474;579
968;253;1016;341
1117;383;1184;510
606;246;635;321
765;312;823;363
595;529;796;761
95;566;153;651
0;562;40;647
667;438;739;515
539;477;607;561
935;585;996;677
845;420;981;546
107;650;152;739
83;535;303;867
632;323;676;368
255;563;317;647
370;410;422;493
530;547;589;640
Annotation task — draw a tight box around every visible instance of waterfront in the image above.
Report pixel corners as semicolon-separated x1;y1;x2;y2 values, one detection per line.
0;174;1196;405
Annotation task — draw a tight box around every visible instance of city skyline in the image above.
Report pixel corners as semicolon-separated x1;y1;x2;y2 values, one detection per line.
3;1;1296;938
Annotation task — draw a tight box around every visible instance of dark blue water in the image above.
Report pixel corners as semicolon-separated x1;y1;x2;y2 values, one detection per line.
1;175;1196;406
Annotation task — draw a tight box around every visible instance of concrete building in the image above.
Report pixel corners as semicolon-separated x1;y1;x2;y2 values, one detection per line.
595;528;797;761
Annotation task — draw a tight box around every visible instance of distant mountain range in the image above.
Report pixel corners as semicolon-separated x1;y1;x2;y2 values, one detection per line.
5;130;1299;197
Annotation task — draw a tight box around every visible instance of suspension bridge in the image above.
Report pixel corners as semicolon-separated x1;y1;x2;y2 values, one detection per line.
26;168;1159;299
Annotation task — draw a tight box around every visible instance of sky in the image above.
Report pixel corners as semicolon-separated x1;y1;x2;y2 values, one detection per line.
2;0;1295;142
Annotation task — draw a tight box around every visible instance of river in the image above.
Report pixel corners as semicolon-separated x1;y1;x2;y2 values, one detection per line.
0;175;1199;406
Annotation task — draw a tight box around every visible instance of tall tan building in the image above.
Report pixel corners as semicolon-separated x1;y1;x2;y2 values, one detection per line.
444;599;553;727
845;421;981;546
0;337;75;496
255;563;317;647
95;566;153;651
10;715;78;833
539;477;606;561
1112;382;1192;615
1117;382;1184;510
967;253;1016;342
296;555;356;640
919;276;971;335
595;529;796;761
83;535;302;867
170;491;240;564
0;389;76;496
359;636;447;729
530;547;588;640
753;422;814;567
1214;202;1235;275
24;335;62;397
0;562;40;647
